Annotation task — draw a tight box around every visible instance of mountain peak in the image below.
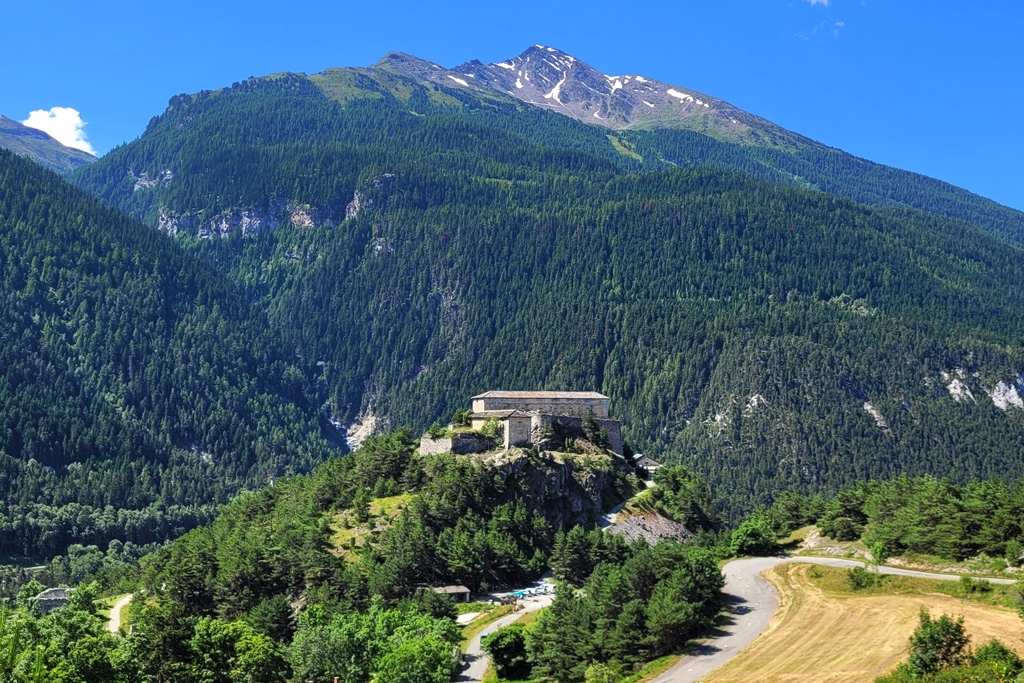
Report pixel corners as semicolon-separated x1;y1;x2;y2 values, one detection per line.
450;44;728;129
368;45;794;146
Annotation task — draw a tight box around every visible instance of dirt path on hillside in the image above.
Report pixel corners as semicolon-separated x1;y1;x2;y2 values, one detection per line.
107;594;132;633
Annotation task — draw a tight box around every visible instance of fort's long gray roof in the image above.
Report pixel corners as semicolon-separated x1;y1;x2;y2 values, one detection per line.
472;391;608;400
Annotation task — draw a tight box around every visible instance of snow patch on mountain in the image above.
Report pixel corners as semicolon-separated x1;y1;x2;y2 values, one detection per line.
667;89;694;103
447;75;469;87
544;73;567;103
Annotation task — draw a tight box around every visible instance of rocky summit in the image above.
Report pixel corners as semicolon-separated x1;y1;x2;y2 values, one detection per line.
382;44;804;147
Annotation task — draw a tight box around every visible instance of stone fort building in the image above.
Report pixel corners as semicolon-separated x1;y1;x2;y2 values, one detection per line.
442;390;624;455
420;391;623;457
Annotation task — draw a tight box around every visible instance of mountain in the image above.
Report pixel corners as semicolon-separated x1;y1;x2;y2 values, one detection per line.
0;114;96;174
375;46;1024;247
392;44;804;148
67;54;1024;517
0;148;332;562
72;49;1024;248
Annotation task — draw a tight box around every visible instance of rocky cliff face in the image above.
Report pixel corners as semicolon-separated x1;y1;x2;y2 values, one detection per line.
152;174;393;238
488;448;630;527
156;199;346;238
346;174;395;219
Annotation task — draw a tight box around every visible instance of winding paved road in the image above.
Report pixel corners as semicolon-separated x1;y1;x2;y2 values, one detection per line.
456;590;553;682
649;556;1016;683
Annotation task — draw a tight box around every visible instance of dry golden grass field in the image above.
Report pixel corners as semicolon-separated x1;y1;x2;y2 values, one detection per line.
703;563;1023;683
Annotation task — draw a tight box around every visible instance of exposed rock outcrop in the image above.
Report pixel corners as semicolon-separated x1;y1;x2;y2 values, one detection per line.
485;448;629;528
346;174;395;219
131;169;173;192
156;200;344;238
606;508;693;544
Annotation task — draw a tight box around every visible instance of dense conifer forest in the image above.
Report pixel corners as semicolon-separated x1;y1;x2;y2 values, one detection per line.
0;429;724;682
67;73;1024;519
3;424;1019;682
0;149;332;566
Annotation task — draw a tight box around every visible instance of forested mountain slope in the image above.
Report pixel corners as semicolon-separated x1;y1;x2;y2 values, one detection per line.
385;46;1024;247
0;149;331;559
68;70;1024;516
73;55;1024;248
0;115;96;174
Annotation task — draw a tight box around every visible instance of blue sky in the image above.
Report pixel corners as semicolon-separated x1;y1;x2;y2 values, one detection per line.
2;0;1021;210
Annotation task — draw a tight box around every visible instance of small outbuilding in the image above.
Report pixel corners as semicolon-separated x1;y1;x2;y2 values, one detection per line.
33;587;72;614
633;454;662;480
431;585;472;603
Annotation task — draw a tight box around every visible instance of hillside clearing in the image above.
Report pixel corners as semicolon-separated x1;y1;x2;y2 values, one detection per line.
328;493;412;559
702;563;1023;683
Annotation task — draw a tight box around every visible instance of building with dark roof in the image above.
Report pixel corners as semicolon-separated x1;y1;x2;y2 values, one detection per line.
33;587;72;613
632;454;662;479
431;585;472;602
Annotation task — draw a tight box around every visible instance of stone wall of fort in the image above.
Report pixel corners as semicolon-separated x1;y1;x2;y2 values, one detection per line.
419;432;496;456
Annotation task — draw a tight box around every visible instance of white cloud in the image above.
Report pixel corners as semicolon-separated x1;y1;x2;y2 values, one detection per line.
806;0;830;5
22;107;96;156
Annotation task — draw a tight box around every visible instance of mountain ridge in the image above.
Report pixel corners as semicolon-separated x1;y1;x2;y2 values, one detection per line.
347;46;1024;246
0;114;96;174
417;44;810;147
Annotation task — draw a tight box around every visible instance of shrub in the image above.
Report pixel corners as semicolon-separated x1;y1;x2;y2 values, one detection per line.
1004;539;1022;567
906;609;970;678
584;662;619;683
972;638;1023;672
958;576;992;595
829;517;861;542
481;624;530;679
846;566;875;590
730;519;778;557
480;417;501;438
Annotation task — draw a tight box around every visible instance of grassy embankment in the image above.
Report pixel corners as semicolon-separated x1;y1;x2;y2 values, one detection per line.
790;525;1021;579
461;604;516;647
